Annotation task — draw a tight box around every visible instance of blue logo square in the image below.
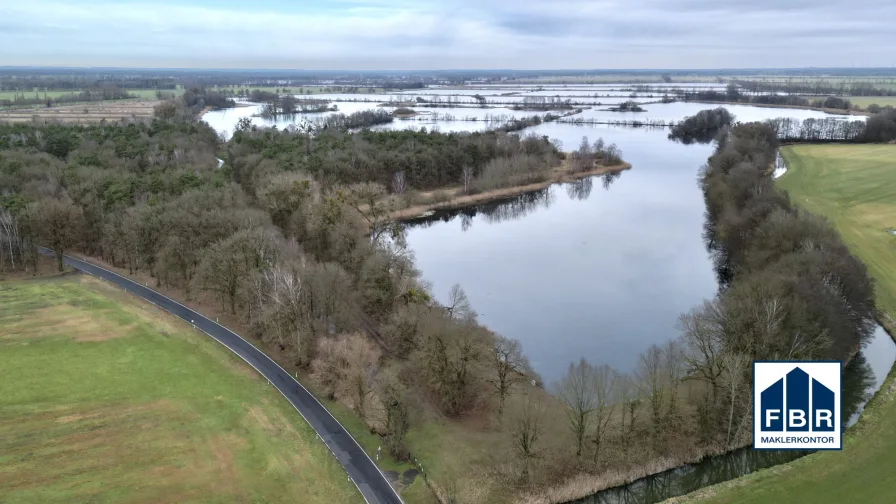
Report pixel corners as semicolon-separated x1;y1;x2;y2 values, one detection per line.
753;361;842;450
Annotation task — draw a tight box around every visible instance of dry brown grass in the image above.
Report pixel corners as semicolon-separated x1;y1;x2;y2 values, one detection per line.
0;303;130;342
0;100;161;123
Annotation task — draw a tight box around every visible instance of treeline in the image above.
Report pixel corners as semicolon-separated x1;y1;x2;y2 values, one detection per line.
493;113;560;133
261;96;337;116
669;107;735;144
701;122;876;359
675;87;854;111
0;87;138;109
181;87;235;110
0;77;177;92
314;109;393;130
513;96;576;111
764;108;896;142
735;79;896;98
557;117;673;128
763;116;868;142
0;120;222;273
153;87;236;122
666;107;896;144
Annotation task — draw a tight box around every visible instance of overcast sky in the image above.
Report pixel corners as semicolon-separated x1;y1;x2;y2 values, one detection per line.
4;0;895;70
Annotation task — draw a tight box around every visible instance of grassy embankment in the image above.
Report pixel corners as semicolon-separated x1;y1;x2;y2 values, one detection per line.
0;274;361;504
671;143;896;504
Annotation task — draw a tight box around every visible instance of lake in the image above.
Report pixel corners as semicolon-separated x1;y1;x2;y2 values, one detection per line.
404;125;718;381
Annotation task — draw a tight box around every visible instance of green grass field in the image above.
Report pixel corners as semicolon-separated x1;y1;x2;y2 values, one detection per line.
0;275;360;504
848;96;896;108
779;145;896;318
676;144;896;504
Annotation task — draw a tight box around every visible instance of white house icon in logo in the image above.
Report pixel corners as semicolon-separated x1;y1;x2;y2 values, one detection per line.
754;361;842;450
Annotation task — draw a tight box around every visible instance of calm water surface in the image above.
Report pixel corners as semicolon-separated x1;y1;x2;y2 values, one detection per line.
405;126;717;382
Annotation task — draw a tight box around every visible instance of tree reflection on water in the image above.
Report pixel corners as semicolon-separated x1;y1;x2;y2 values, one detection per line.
406;171;626;232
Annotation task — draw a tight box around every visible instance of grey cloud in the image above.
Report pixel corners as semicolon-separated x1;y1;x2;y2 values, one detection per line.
1;0;895;69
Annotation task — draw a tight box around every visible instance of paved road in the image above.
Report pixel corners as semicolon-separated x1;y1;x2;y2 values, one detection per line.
44;249;402;504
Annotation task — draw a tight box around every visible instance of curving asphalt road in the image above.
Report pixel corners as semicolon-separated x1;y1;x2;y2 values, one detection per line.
42;249;402;504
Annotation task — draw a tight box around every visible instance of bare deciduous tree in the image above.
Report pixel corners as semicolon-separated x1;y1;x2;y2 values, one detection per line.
0;209;26;273
720;351;750;447
637;344;665;439
663;340;685;419
557;359;596;457
28;198;83;272
461;165;474;195
312;333;382;421
617;374;641;455
679;302;726;404
392;171;407;195
512;391;544;482
591;364;618;464
196;229;279;314
489;336;525;419
445;284;475;321
340;182;399;245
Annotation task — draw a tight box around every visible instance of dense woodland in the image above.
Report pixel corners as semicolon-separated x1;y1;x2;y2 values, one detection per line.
228;118;562;195
0;104;884;503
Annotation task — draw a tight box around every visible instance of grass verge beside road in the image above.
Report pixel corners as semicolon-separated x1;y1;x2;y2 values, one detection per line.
0;274;360;504
671;143;896;504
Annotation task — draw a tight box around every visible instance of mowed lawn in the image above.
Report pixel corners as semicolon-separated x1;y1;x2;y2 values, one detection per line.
0;275;360;504
675;143;896;504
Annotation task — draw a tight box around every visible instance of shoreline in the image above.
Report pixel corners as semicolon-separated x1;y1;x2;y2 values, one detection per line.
389;161;632;221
